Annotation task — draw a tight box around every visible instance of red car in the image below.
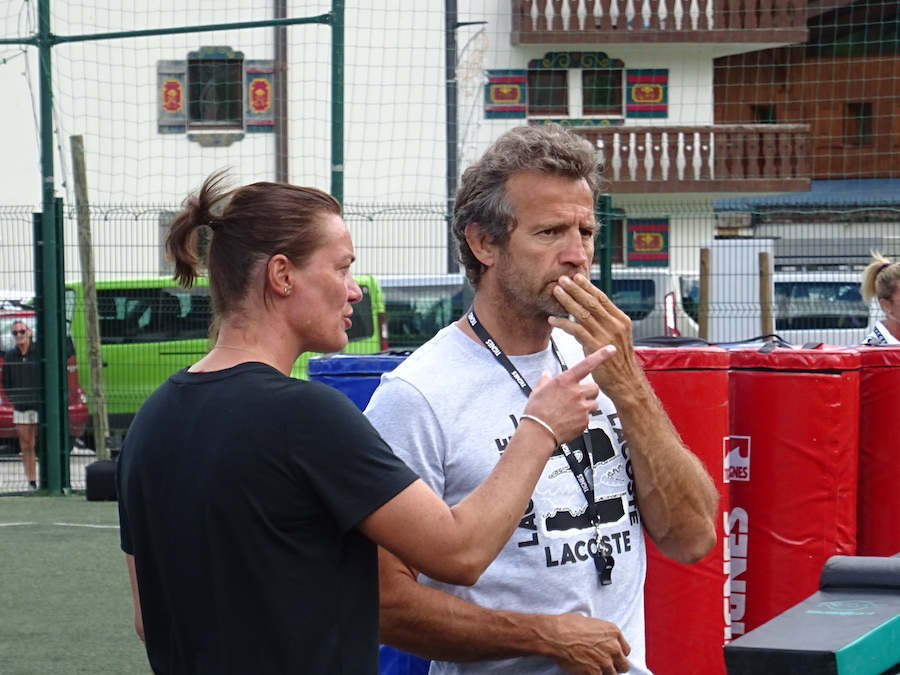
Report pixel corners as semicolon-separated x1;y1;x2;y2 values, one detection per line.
0;306;89;449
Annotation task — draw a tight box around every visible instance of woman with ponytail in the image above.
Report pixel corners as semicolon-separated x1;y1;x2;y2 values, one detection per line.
861;251;900;345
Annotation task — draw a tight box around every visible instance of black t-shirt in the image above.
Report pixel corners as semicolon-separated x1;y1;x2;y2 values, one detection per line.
2;343;39;410
118;363;418;675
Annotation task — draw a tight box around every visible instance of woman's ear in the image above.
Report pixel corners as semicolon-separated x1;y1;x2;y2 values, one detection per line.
267;254;294;298
465;223;496;269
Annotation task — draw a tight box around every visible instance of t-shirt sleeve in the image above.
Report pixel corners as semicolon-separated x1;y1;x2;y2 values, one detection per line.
364;374;447;499
288;383;419;533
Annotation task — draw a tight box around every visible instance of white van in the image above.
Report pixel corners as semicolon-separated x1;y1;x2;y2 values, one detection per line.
600;268;700;339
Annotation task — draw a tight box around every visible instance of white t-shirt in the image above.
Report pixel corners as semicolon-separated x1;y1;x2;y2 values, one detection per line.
365;325;651;675
863;320;900;345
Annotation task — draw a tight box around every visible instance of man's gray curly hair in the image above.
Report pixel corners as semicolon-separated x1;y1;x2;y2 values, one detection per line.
451;123;602;286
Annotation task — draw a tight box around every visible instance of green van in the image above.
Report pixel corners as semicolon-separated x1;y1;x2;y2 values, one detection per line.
66;275;386;444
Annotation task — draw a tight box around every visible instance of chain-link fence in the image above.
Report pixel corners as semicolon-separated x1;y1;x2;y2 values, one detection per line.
2;1;898;492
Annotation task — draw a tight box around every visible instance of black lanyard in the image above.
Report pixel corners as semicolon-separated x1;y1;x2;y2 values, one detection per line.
467;309;614;585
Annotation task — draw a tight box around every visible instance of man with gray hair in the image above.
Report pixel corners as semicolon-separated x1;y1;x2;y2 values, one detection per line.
366;124;717;674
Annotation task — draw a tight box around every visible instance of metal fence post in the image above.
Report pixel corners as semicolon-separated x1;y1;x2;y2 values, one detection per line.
595;194;614;295
32;200;70;494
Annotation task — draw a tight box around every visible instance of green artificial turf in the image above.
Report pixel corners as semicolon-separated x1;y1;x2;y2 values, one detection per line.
0;495;149;674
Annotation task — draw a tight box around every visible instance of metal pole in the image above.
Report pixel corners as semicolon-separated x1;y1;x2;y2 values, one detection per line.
32;211;48;490
330;0;344;204
445;0;459;273
13;14;332;46
38;0;53;214
274;0;289;183
595;195;613;295
37;0;69;493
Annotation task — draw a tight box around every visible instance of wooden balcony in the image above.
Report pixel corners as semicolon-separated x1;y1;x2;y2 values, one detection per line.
571;124;811;194
512;0;808;45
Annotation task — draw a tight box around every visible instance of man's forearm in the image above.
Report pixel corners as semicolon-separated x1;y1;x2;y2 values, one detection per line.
610;375;718;563
382;570;549;662
546;274;718;564
378;548;632;674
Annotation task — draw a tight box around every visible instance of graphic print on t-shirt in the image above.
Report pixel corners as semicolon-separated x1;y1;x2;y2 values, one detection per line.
502;412;638;568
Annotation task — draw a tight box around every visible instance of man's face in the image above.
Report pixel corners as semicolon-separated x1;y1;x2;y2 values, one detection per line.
11;322;31;348
493;171;596;319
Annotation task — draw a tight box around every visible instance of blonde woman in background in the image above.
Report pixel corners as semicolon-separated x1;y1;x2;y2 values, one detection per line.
861;251;900;345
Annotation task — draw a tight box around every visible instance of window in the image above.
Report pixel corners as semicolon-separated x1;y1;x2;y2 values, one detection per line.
774;281;869;330
157;47;275;139
610;279;655;321
87;286;367;346
379;275;474;349
527;52;625;119
187;55;243;129
680;276;701;323
583;70;623;116
94;289;210;344
346;285;374;343
527;70;568;116
845;102;873;147
751;104;777;124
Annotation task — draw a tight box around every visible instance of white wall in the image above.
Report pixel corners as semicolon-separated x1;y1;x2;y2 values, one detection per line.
0;0;774;286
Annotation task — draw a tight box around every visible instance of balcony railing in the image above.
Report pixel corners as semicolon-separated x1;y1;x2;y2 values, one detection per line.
512;0;808;45
570;124;810;193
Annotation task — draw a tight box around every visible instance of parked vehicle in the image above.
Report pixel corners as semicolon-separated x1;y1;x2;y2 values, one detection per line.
600;268;877;345
598;268;701;339
377;269;701;347
66;275;386;443
377;270;699;347
378;273;474;350
0;305;89;453
772;271;877;345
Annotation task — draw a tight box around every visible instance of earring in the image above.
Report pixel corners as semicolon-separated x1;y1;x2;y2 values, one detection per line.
284;287;290;294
